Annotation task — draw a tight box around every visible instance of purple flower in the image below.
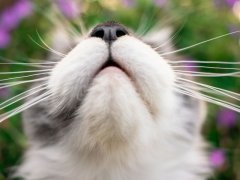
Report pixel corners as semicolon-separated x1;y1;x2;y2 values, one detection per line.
0;8;21;30
0;0;33;31
225;0;239;7
154;0;168;7
122;0;136;7
57;0;79;19
210;149;226;168
0;29;11;49
13;0;33;19
218;108;238;128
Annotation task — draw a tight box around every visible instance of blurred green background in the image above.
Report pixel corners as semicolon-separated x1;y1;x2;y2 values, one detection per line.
0;0;240;179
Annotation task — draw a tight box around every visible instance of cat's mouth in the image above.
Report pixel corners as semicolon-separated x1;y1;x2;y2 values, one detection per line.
101;58;120;69
95;57;129;77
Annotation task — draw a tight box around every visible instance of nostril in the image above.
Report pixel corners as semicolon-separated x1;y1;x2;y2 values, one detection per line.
116;29;127;38
91;28;104;38
90;22;129;42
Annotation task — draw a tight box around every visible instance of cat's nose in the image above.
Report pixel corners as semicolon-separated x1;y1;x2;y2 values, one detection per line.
90;22;129;43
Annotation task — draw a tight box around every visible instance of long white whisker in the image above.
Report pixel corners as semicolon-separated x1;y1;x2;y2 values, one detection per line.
176;77;240;101
0;91;52;123
174;70;240;77
175;87;240;111
0;77;48;89
29;36;65;58
136;8;152;36
0;69;51;75
154;20;186;49
168;60;240;65
41;1;82;38
176;81;240;101
0;83;47;108
202;85;240;99
74;17;86;35
174;85;240;113
0;85;48;110
0;61;56;67
0;55;58;69
176;82;218;94
0;72;49;83
158;31;240;55
0;57;56;68
172;65;240;71
35;2;78;38
138;13;156;37
0;62;43;68
36;31;67;57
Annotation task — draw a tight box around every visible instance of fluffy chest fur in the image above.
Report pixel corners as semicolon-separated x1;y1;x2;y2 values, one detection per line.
20;141;209;180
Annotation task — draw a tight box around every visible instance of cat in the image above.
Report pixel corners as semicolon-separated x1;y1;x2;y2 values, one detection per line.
14;21;211;180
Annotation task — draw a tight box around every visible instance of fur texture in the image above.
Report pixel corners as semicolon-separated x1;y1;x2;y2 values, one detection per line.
16;22;211;180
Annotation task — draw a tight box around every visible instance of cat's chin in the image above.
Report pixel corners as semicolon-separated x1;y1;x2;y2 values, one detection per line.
63;64;154;155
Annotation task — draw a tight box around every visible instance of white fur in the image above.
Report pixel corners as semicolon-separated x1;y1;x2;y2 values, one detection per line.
17;35;211;179
48;38;108;113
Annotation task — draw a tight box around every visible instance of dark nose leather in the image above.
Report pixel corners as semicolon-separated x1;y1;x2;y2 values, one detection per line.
90;22;129;43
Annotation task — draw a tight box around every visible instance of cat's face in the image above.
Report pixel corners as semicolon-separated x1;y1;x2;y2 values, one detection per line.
49;22;175;118
23;22;204;156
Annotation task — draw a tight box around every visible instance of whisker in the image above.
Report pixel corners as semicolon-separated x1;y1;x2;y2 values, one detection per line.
174;70;240;77
0;56;56;68
176;81;240;101
175;87;240;112
158;31;240;55
0;83;47;108
29;35;65;58
36;31;67;57
0;91;52;123
154;20;186;49
176;82;218;95
34;2;79;39
0;72;49;83
0;84;48;110
168;60;240;65
174;85;240;113
201;85;240;99
137;10;157;37
136;7;152;36
176;77;240;101
0;61;56;66
0;77;48;89
0;63;41;69
172;65;240;71
74;17;87;35
0;69;51;75
30;32;66;57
